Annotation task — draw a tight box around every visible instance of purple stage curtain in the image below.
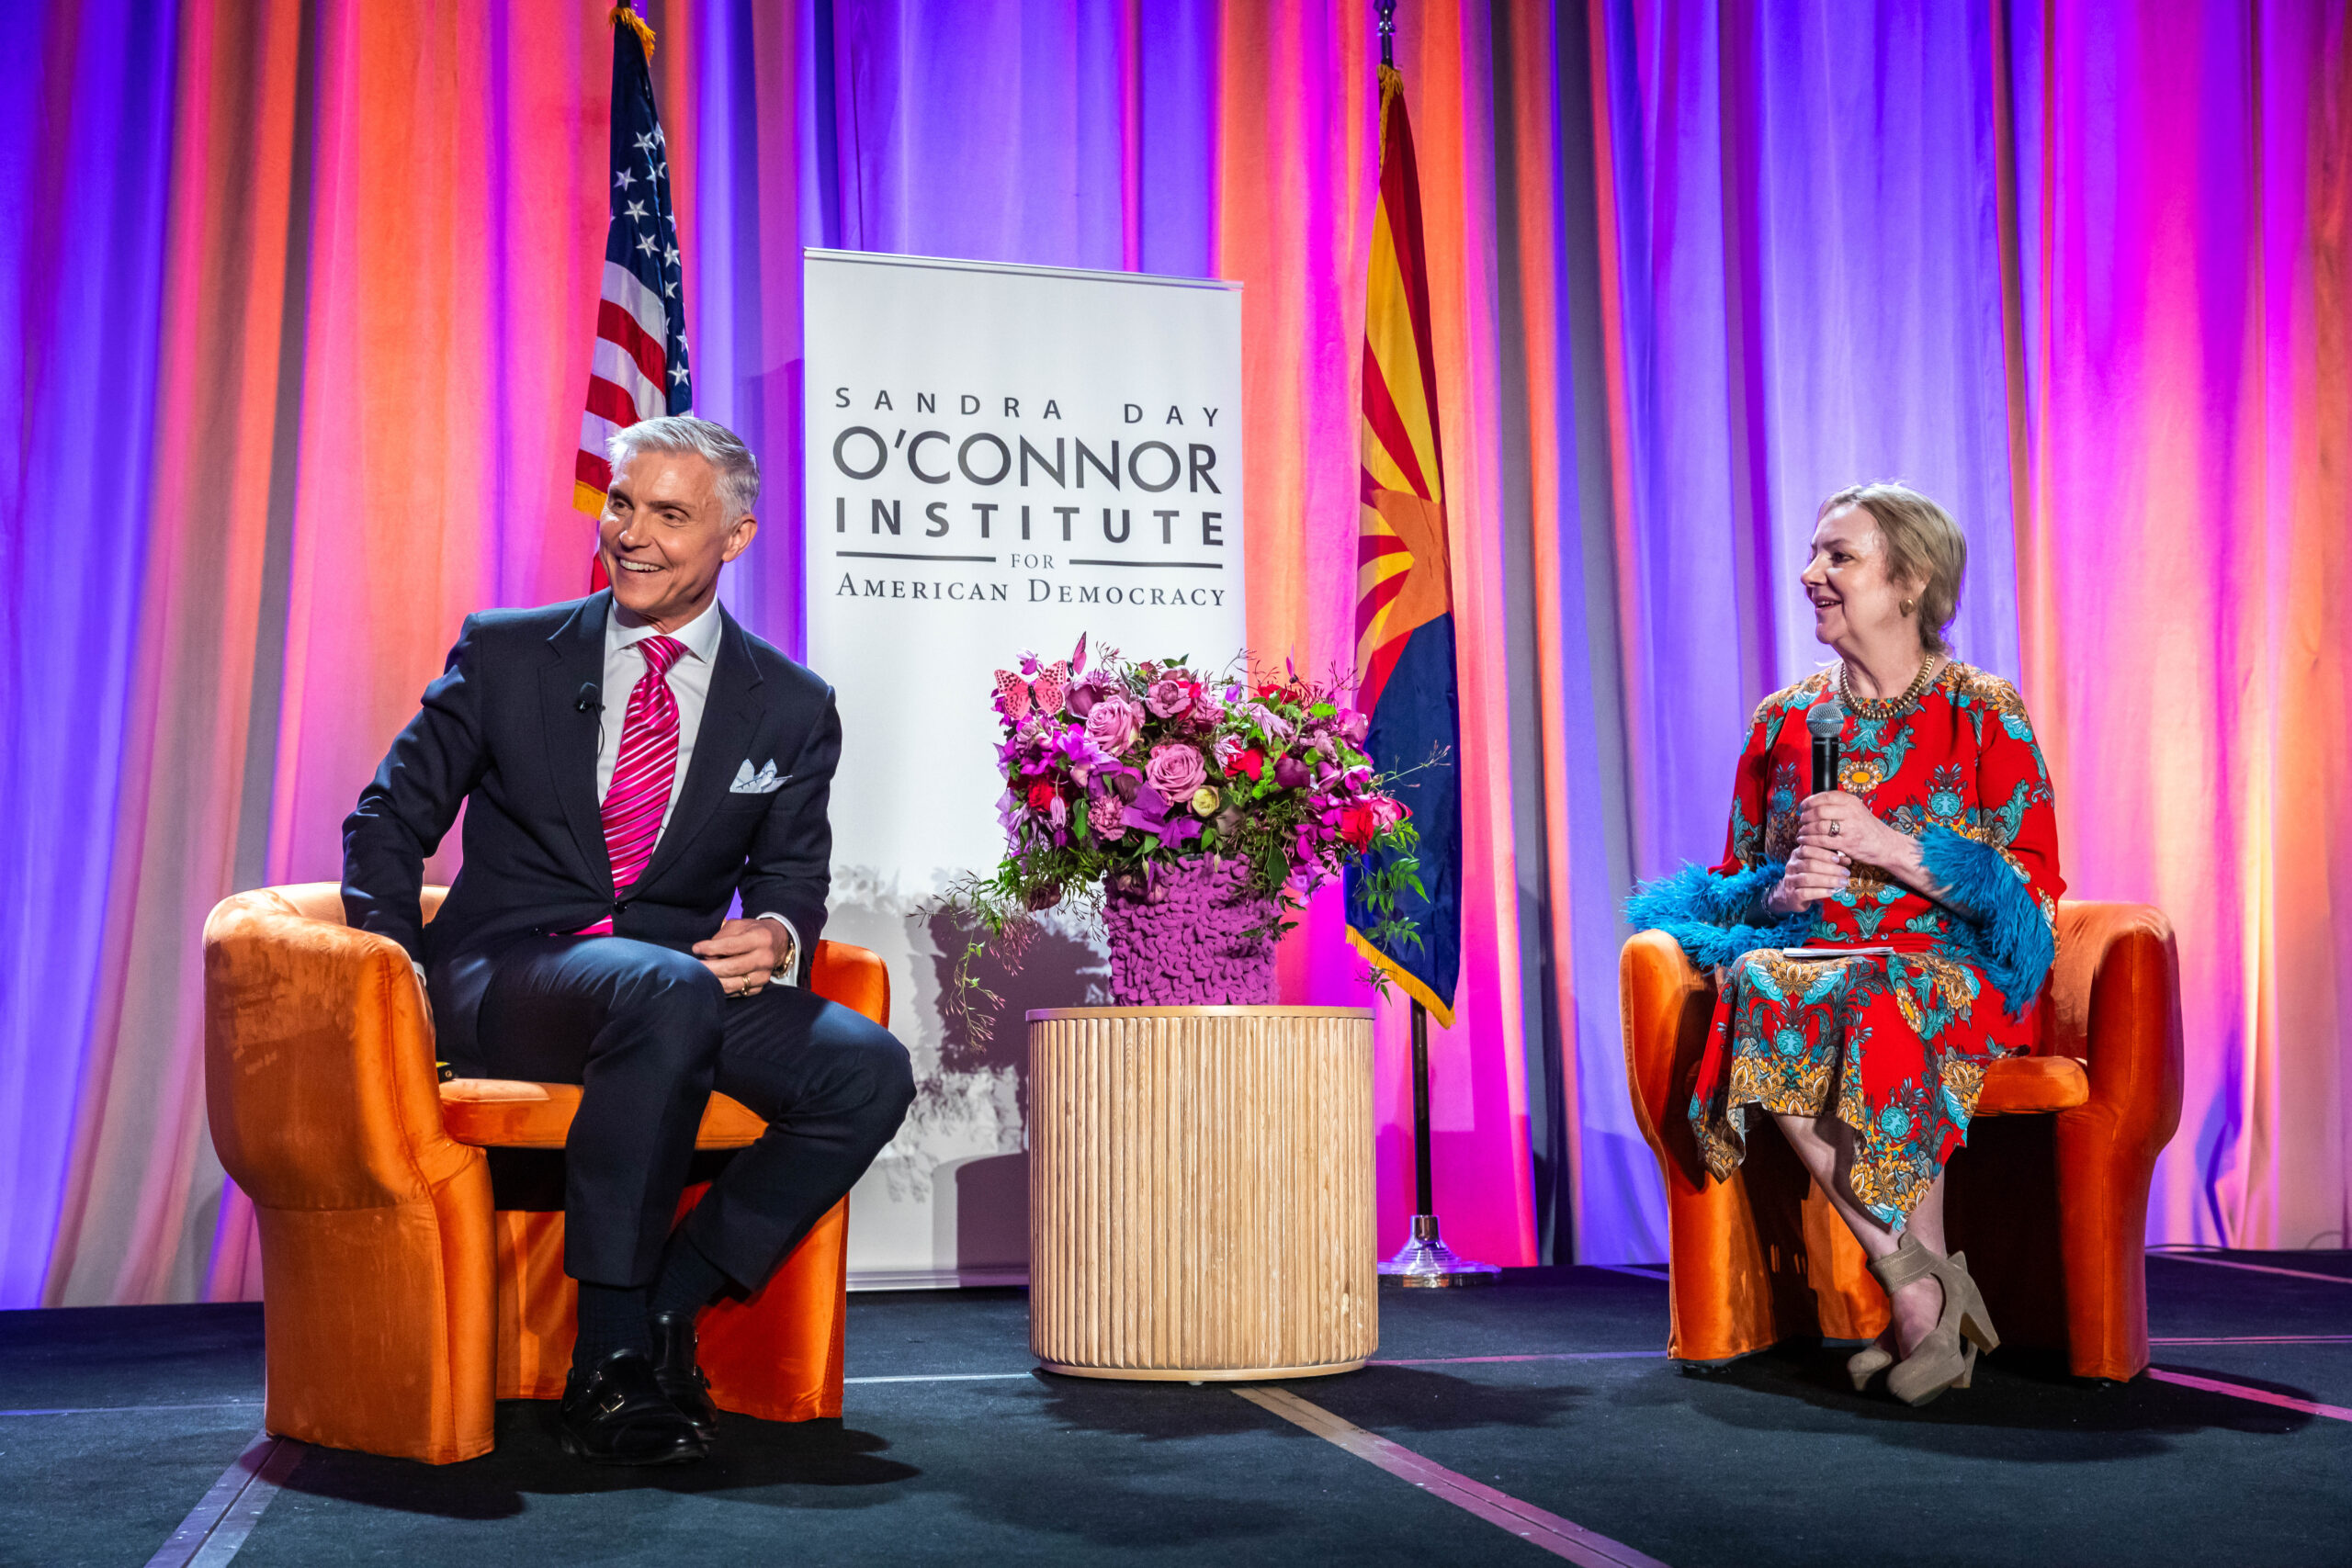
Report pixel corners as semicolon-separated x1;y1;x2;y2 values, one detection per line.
4;2;2346;1303
2005;0;2352;1247
0;0;178;1303
1568;0;2029;1257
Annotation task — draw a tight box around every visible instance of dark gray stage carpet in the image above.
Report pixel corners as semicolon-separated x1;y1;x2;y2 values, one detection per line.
4;1254;2346;1567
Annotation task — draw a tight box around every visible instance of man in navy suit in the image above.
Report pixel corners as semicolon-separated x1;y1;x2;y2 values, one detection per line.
344;416;912;1467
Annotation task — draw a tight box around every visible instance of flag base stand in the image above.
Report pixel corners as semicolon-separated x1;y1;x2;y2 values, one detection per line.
1377;1213;1500;1288
1375;1001;1500;1289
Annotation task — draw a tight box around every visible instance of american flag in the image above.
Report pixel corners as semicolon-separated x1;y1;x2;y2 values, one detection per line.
574;6;691;520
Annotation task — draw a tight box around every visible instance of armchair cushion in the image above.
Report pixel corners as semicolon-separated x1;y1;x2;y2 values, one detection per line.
437;1080;769;1149
1975;1055;2089;1116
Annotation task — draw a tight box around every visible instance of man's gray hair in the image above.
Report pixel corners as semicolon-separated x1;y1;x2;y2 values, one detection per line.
606;415;763;520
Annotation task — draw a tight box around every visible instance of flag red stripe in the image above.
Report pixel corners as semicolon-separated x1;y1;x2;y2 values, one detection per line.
597;299;667;389
1354;573;1410;641
584;375;641;431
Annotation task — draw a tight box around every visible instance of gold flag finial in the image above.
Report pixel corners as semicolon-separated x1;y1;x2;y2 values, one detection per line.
609;3;656;59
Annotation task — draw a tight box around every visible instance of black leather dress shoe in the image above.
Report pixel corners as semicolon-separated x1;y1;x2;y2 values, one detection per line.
559;1349;707;1466
650;1310;718;1440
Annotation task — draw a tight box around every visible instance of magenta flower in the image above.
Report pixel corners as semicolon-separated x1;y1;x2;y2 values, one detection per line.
1339;709;1370;746
1046;725;1116;786
1145;743;1207;799
1272;754;1311;791
1145;676;1194;718
1089;792;1126;840
1084;694;1142;754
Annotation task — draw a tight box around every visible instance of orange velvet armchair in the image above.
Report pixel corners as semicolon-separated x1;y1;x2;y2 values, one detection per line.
1621;900;2183;1382
203;883;890;1464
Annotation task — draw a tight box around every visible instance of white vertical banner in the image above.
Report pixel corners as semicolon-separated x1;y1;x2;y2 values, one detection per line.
802;250;1247;1286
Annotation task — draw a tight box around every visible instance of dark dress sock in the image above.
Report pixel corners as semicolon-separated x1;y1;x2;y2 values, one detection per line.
650;1227;732;1320
575;1281;652;1365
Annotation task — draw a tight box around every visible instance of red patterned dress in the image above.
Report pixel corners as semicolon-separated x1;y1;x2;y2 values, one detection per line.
1632;662;2064;1229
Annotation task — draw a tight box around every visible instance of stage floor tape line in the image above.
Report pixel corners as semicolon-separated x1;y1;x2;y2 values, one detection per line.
2152;1252;2352;1287
146;1430;300;1568
1232;1384;1673;1568
2145;1369;2352;1424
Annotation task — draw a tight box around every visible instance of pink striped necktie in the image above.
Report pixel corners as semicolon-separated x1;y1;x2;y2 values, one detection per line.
579;634;688;935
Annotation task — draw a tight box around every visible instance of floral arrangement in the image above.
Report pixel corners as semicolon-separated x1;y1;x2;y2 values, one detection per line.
941;637;1427;1025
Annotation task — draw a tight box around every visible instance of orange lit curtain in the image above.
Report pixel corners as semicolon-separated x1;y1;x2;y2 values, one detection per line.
1577;0;2352;1254
2005;1;2351;1247
5;0;1548;1305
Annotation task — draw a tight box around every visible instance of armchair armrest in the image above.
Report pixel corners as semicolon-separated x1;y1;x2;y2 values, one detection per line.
1620;929;1716;1180
2049;901;2187;1159
810;939;890;1028
202;886;496;1462
2046;901;2184;1380
203;888;481;1211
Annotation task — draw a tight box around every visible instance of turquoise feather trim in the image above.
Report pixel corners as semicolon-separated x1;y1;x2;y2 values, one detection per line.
1919;825;2054;1018
1624;862;1814;971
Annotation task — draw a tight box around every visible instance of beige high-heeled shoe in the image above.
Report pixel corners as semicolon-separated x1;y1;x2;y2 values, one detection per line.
1845;1332;1895;1392
1868;1232;2000;1407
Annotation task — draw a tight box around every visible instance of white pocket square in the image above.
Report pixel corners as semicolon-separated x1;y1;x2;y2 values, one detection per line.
730;759;787;795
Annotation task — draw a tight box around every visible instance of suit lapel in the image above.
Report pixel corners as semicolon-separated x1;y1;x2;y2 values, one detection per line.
640;604;765;888
539;591;614;888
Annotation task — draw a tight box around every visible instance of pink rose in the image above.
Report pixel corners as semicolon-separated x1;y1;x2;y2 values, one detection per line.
1145;676;1195;718
1084;694;1142;753
1145;743;1207;799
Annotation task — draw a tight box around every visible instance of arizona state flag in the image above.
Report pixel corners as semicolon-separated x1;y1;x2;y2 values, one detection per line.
1345;64;1461;1026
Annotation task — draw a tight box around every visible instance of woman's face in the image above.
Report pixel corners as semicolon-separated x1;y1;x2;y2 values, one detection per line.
1801;506;1917;651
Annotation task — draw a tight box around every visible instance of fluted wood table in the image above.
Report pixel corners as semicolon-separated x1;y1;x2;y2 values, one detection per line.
1026;1006;1377;1381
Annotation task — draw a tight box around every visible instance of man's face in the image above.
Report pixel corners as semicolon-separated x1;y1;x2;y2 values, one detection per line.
598;449;757;629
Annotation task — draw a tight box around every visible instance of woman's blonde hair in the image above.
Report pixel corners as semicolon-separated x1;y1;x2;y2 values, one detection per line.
1816;481;1966;655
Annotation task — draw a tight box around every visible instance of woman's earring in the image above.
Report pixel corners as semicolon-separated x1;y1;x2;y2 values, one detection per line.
1900;598;1916;615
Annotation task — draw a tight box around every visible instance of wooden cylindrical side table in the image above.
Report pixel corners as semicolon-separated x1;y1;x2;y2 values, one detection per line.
1027;1006;1376;1381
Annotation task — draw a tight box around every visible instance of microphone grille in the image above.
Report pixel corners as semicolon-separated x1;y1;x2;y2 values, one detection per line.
1806;699;1845;739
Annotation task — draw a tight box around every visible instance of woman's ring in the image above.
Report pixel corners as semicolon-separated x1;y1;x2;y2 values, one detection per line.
1829;820;1841;837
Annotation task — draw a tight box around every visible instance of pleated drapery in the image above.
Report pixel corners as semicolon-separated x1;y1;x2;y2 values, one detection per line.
3;0;2346;1303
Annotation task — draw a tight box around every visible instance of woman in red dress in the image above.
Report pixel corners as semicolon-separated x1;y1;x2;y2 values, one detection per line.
1629;482;2062;1406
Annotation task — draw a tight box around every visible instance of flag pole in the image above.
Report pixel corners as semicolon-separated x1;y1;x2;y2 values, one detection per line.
1368;0;1495;1290
1378;998;1498;1287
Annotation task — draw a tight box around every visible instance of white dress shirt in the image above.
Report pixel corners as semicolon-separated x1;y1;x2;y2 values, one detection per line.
599;598;797;984
598;598;724;819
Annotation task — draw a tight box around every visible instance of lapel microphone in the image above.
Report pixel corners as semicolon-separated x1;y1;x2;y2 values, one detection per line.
575;682;603;714
1807;698;1845;797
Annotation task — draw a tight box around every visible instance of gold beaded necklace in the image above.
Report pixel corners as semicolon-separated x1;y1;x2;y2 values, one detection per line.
1839;652;1942;718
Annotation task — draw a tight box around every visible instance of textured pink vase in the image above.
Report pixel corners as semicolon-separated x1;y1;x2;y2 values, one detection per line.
1101;857;1280;1006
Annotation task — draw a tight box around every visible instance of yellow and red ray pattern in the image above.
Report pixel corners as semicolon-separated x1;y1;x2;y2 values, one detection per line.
1355;64;1453;716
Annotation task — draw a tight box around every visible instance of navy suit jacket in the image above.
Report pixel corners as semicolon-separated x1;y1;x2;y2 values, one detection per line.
342;590;841;1066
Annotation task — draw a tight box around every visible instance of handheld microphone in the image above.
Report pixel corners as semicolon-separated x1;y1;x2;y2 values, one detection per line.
1807;699;1845;797
575;682;602;714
